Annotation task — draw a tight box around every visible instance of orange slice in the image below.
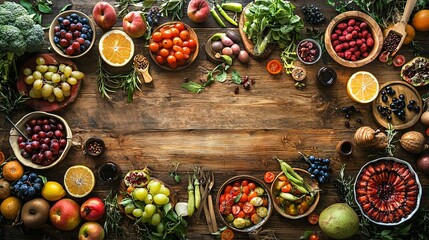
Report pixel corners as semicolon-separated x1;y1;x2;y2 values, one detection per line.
347;71;379;103
64;165;95;198
99;30;135;67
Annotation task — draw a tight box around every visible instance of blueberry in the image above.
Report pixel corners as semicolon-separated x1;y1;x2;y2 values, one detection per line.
323;158;330;164
313;169;320;175
409;100;416;105
20;184;28;191
414;106;421;112
84;40;91;48
70;13;78;19
322;165;328;171
377;105;383;112
21;175;28;182
324;172;330;177
29;172;37;180
34;177;42;184
310;174;315;179
308;155;315;162
386;86;392;90
82;18;89;24
57;17;64;23
390;103;397;109
310;163;316;169
407;104;414;110
81;27;88;34
80;45;87;52
382;95;388;102
33;183;42;191
387;116;392;121
308;168;313;173
318;175;325;183
341;106;349;113
399;94;405;100
381;90;386;95
28;187;35;196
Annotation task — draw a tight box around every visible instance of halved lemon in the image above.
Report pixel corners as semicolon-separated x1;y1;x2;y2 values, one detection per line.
347;71;379;103
64;165;95;198
99;30;135;67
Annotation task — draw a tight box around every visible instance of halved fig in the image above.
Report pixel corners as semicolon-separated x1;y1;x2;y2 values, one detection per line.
378;51;390;63
393;55;405;67
124;168;151;187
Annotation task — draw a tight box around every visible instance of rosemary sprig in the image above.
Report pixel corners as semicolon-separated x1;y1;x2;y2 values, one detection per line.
385;123;397;157
160;0;184;20
0;85;28;116
103;190;125;237
115;0;143;17
334;164;358;211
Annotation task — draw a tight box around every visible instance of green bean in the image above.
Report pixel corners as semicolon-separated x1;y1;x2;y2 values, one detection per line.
210;9;226;28
216;4;237;26
187;175;195;217
194;175;201;210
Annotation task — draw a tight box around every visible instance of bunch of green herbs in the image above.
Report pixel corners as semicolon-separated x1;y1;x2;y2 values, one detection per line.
115;0;156;17
160;0;184;20
103;190;125;238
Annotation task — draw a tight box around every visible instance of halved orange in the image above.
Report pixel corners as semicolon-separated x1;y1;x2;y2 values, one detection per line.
99;30;135;67
64;165;95;198
347;71;379;104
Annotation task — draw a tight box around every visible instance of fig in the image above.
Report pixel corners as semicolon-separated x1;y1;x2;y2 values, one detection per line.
226;30;241;43
378;51;390;63
20;198;50;229
222;47;233;56
401;57;429;86
211;41;223;52
393;55;405;67
417;155;429;176
231;44;240;55
221;36;233;47
238;50;250;64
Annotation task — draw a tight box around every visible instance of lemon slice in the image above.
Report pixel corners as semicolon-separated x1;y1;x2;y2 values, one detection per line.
347;71;379;103
99;30;135;67
64;165;95;198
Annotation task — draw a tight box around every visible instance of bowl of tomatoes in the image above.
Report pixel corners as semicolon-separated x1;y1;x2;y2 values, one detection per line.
270;169;320;219
149;21;198;70
216;175;273;233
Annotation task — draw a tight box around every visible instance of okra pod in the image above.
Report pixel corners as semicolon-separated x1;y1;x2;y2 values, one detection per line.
221;2;242;12
210;9;226;28
216;4;238;26
289;180;309;194
194;175;201;210
279;192;300;202
276;157;303;182
187;176;195;217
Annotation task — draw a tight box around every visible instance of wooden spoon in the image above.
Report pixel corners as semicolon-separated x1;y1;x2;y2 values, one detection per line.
133;54;152;83
385;0;417;56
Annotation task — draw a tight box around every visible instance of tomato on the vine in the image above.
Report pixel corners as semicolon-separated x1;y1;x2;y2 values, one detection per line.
220;228;234;240
264;171;275;183
266;59;283;75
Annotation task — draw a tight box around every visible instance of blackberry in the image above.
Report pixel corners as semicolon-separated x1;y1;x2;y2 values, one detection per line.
146;7;162;26
302;4;325;24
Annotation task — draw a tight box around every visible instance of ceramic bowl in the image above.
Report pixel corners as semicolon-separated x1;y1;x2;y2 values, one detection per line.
270;169;320;219
149;21;198;70
216;175;273;233
296;39;322;64
324;11;383;68
49;10;96;58
9;111;72;169
354;157;422;226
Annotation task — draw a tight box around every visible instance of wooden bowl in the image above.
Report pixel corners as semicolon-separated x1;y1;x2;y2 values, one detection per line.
9;111;73;170
149;22;198;70
270;169;320;219
238;3;275;59
117;177;176;220
216;175;273;233
49;10;96;58
325;11;383;68
371;81;422;130
17;54;82;112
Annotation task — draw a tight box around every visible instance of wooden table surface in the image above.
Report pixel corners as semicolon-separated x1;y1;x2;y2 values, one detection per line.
1;0;429;239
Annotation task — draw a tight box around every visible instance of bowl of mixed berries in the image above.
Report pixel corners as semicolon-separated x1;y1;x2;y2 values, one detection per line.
49;10;96;58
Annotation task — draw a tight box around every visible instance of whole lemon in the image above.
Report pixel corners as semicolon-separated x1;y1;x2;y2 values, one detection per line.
42;181;66;201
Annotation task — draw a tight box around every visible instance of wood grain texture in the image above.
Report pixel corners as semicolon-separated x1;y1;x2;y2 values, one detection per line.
1;0;429;239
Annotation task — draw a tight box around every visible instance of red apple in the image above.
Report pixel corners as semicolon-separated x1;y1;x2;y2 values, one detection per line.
80;197;105;221
93;2;117;30
78;222;105;240
49;198;81;231
122;11;147;38
187;0;210;23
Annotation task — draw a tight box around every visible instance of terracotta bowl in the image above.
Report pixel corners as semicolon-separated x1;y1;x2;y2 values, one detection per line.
270;169;320;219
324;11;383;68
149;22;198;70
216;175;273;233
49;10;96;58
9;111;73;170
17;54;82;112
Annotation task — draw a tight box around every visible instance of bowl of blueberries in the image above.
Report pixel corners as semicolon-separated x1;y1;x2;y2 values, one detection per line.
49;10;96;58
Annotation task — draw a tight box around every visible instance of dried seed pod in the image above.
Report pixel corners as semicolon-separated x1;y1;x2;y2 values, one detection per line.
400;131;429;154
354;126;387;149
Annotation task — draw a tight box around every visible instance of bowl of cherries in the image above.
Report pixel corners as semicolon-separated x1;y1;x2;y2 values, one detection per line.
9;111;72;169
49;10;96;58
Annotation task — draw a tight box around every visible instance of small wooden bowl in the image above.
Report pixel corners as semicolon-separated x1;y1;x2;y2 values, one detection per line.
49;10;96;58
117;178;176;220
216;175;273;233
325;11;383;68
84;137;105;157
270;169;320;219
9;111;73;170
149;22;198;71
17;54;82;112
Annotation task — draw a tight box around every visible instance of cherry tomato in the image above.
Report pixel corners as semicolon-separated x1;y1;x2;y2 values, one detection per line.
242;185;250;194
159;48;169;58
236;210;245;218
179;30;190;40
248;191;258;201
239;193;248;203
170;27;180;38
175;22;185;31
266;59;283;75
233;181;241;187
232;205;240;215
264;171;275;183
308;212;319;225
248;182;256;190
177;59;185;66
173;37;183;46
219;194;226;203
278;175;288;181
155;55;165;65
231;186;240;196
182;41;189;47
220;228;234;240
281;183;292;193
219;200;232;215
309;233;320;240
172;45;183;52
169;62;178;69
188;39;197;48
241;180;248;186
162;39;173;49
149;42;159;52
183;53;190;60
243;202;254;213
225;193;233;201
175;51;184;60
152;32;162;42
162;29;172;39
262;198;268;207
167;55;177;65
182;47;191;55
224;185;232;194
251;213;262;224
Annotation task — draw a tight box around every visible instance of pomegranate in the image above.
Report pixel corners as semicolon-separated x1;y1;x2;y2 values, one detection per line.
80;197;105;221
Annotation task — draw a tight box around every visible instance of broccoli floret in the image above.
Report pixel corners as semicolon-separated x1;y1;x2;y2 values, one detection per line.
0;25;26;56
0;8;13;25
0;2;29;20
23;25;45;52
14;15;35;31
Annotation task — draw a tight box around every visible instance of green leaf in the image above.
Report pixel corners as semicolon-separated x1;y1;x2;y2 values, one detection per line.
143;0;156;9
59;4;73;13
181;81;204;93
231;70;242;84
381;230;392;236
163;203;172;214
299;230;314;239
214;70;227;82
134;200;145;209
19;0;34;13
234;193;242;203
35;14;42;24
39;175;47;184
38;3;53;14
